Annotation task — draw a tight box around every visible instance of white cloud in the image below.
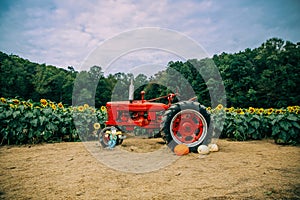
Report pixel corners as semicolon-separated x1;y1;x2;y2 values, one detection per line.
0;0;299;71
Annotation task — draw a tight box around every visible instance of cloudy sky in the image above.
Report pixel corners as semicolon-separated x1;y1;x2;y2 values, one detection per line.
0;0;299;74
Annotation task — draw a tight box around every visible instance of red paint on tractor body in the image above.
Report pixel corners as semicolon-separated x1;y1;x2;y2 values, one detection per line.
105;100;170;131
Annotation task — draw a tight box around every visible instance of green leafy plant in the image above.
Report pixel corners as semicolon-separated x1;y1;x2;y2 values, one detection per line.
0;97;107;145
209;105;300;144
1;97;299;145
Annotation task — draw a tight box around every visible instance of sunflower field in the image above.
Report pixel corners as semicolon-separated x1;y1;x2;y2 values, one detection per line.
0;97;299;145
210;104;300;144
0;97;107;145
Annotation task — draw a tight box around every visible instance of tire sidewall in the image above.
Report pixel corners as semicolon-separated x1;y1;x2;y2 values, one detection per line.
161;101;211;152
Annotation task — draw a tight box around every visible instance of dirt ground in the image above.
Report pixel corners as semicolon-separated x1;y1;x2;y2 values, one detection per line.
0;137;299;200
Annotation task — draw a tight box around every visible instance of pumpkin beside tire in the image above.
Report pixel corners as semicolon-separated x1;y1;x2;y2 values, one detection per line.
174;144;189;156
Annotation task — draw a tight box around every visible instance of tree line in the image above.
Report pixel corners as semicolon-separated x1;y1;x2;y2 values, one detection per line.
0;38;299;108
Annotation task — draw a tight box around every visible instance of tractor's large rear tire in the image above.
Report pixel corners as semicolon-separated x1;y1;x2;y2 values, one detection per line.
160;101;211;152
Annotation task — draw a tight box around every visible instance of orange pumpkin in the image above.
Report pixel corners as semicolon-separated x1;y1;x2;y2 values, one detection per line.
174;144;189;156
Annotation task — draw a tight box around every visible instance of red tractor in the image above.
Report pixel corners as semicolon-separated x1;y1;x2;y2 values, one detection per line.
99;81;211;152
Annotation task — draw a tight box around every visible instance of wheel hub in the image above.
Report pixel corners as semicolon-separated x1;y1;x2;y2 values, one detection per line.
171;110;205;144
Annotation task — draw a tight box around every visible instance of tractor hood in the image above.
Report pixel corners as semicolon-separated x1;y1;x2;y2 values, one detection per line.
106;101;169;112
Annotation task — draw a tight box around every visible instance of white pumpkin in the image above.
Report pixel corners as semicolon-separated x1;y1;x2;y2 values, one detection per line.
197;145;210;155
208;143;219;152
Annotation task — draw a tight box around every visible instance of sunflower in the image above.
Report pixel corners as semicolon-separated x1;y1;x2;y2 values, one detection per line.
101;106;107;112
224;108;231;112
27;102;33;108
0;97;7;104
294;106;300;111
12;99;20;105
93;123;101;130
295;106;300;114
51;104;57;110
206;107;211;111
236;108;245;115
84;104;89;109
58;102;64;109
40;99;48;107
256;108;264;114
9;104;15;108
267;108;274;115
216;104;223;110
22;101;31;108
227;107;235;113
89;107;96;113
78;106;84;112
275;109;283;114
247;107;255;114
287;106;295;113
49;101;54;107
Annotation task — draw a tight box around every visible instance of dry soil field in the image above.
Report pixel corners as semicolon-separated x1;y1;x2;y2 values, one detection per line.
0;138;299;199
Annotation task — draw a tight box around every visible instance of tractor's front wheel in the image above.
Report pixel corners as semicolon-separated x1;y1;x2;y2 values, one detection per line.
99;126;124;148
160;101;211;152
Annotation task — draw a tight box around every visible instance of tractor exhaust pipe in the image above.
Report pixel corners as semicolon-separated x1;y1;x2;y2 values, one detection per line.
129;78;134;103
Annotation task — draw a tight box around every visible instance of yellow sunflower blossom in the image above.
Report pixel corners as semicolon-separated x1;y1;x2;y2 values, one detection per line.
51;104;57;110
256;108;264;114
89;107;96;113
40;99;48;107
247;107;255;114
93;123;101;130
267;108;274;115
224;108;230;112
22;101;27;106
294;106;300;114
78;106;84;112
101;106;107;112
0;97;7;104
49;101;55;108
206;107;211;111
58;102;64;109
287;106;295;113
275;109;283;114
12;99;20;105
224;107;233;113
84;104;89;109
9;104;15;108
27;102;33;108
22;101;31;108
216;104;224;110
227;107;235;113
236;108;245;115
